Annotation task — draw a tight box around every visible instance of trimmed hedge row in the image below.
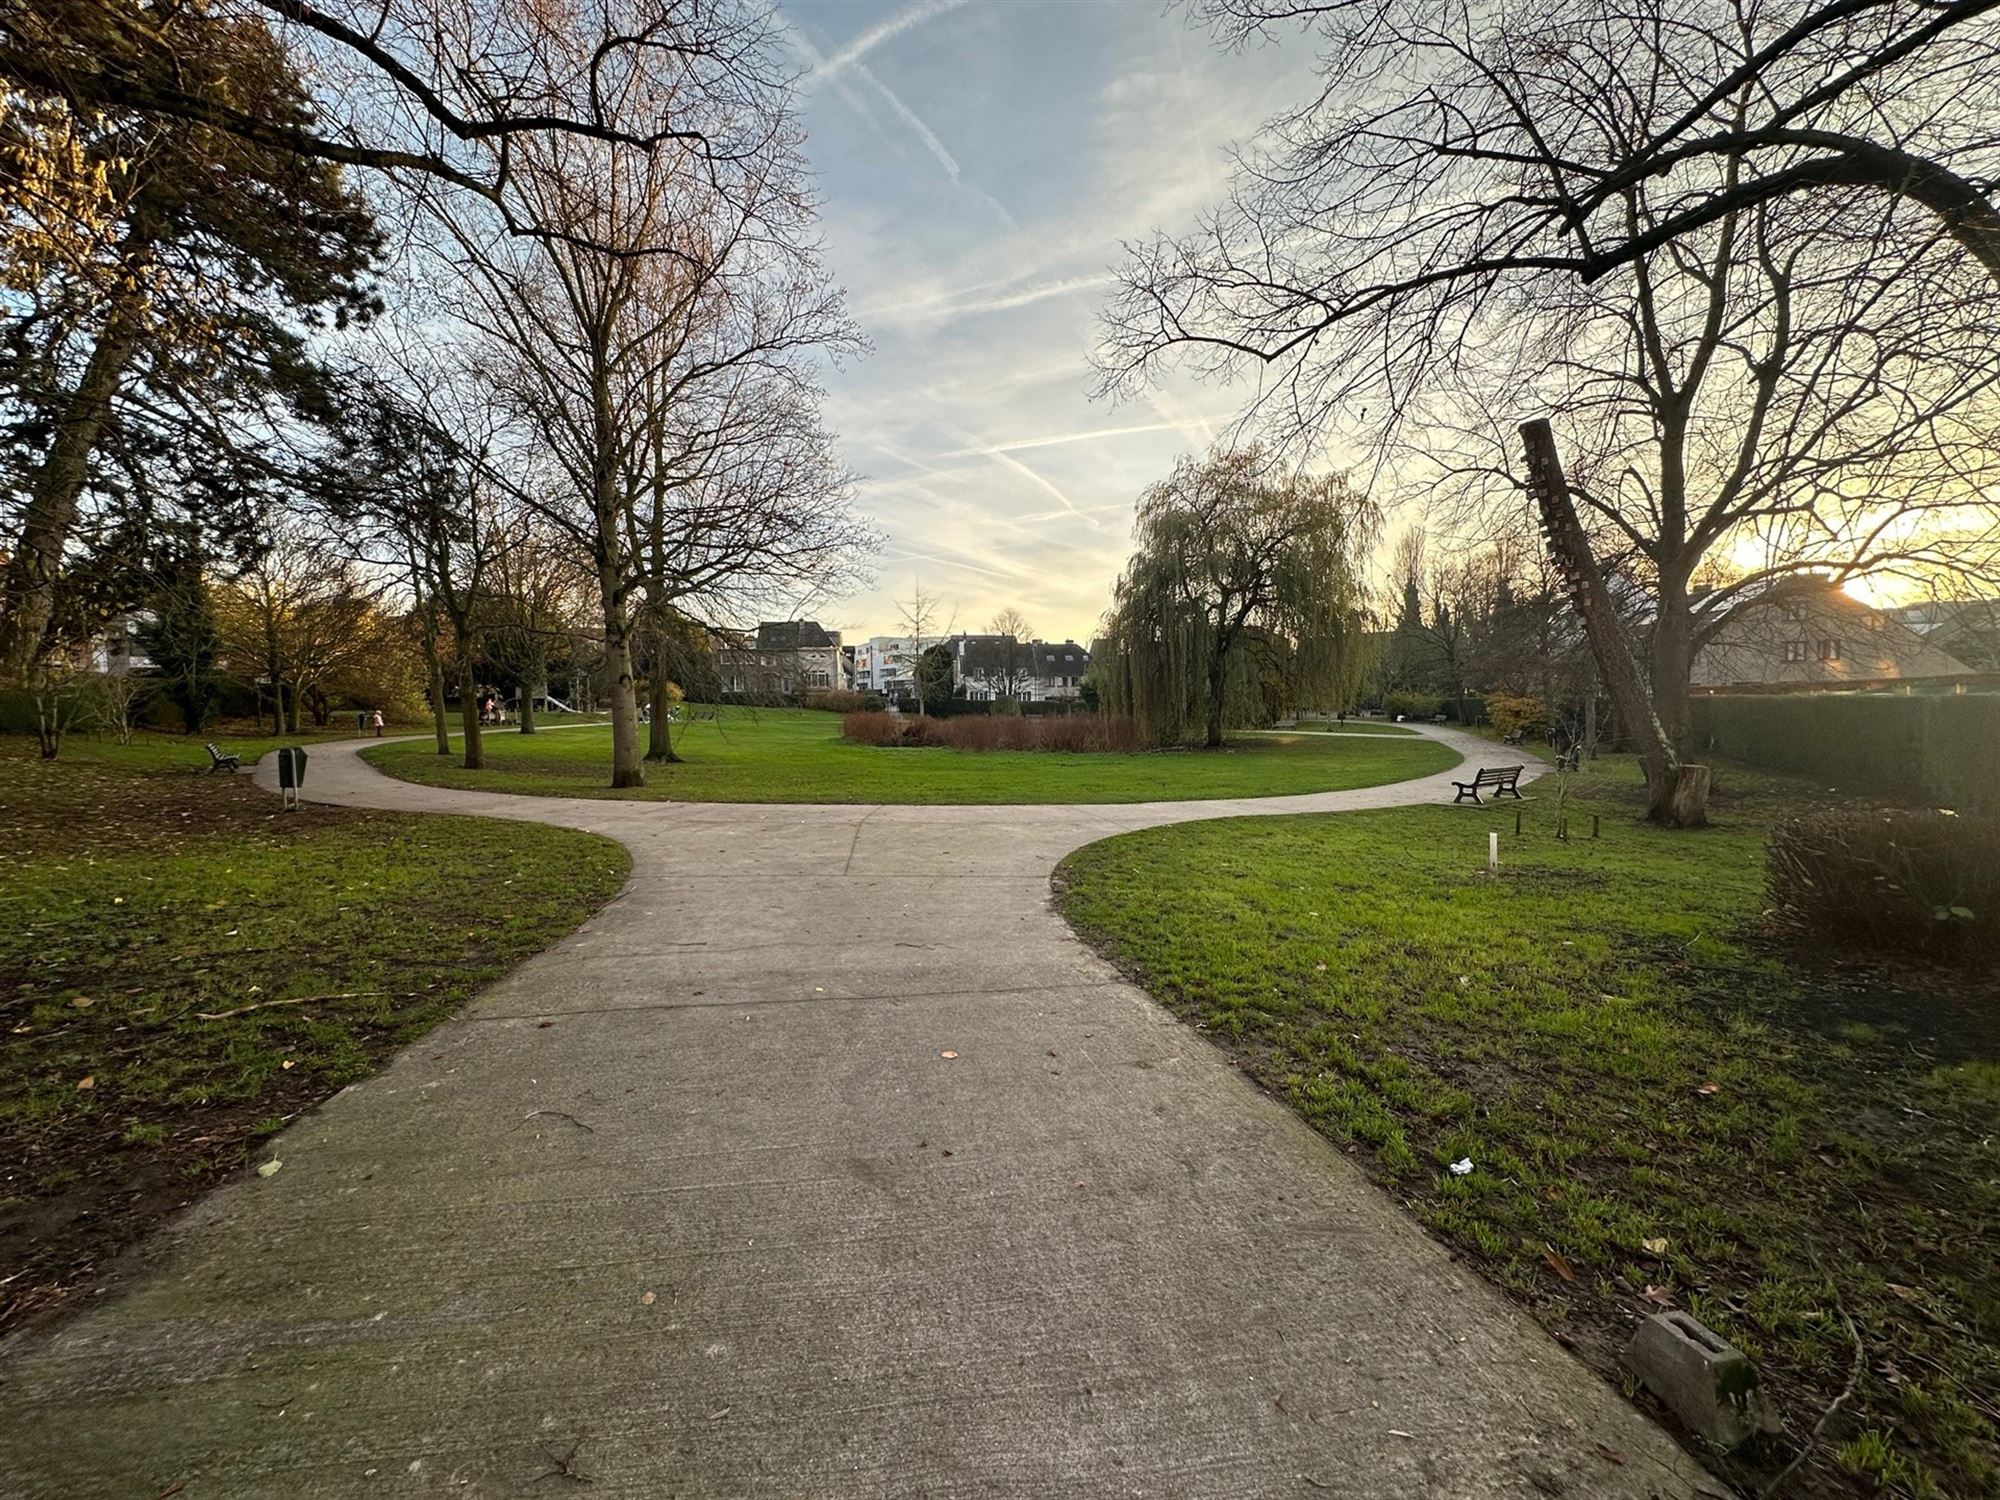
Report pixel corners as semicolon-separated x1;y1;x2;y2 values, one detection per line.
1691;693;2000;815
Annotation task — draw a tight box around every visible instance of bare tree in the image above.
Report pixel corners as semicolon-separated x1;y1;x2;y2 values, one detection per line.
425;0;857;789
4;0;796;253
629;361;871;760
1100;0;2000;820
988;606;1035;700
1105;0;2000;352
485;507;590;736
896;579;955;716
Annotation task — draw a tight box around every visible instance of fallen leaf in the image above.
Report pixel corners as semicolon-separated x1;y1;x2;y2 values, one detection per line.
1541;1245;1577;1282
939;1050;958;1059
1596;1445;1627;1467
1695;1081;1721;1097
70;997;94;1009
75;1075;95;1091
257;1160;282;1178
1642;1285;1676;1307
1641;1237;1668;1256
1886;1282;1925;1303
641;1290;656;1306
281;1059;295;1070
537;1021;555;1029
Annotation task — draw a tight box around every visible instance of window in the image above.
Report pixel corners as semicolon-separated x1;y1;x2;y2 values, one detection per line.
1818;639;1842;661
1784;641;1808;663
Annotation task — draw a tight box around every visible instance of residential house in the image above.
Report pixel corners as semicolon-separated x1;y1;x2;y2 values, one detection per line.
949;634;1091;703
1692;580;1973;693
1890;599;2000;672
853;635;917;698
715;620;845;699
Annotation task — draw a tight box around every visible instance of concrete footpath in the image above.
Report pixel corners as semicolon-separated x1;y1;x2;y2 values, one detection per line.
0;729;1710;1498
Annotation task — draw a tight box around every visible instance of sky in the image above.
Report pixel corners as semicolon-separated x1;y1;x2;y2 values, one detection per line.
776;0;1318;646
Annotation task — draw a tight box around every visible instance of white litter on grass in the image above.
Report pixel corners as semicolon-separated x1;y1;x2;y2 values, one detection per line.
1448;1158;1474;1176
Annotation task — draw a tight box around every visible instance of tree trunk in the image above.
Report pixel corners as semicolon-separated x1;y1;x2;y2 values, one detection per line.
457;658;485;770
1519;419;1708;827
646;666;679;762
0;298;145;684
416;605;450;754
519;678;540;735
1205;653;1227;748
428;656;450;754
604;618;644;788
1651;580;1696;757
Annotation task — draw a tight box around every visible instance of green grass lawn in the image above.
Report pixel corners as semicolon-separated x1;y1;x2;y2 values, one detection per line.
0;732;628;1331
1290;717;1418;735
362;706;1459;804
1056;758;1998;1500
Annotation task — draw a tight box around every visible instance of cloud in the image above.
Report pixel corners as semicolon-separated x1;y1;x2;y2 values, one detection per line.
938;421;1182;458
862;271;1114;330
811;0;970;85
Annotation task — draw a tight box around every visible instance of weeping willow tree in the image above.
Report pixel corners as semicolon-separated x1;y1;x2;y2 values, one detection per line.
1097;449;1375;747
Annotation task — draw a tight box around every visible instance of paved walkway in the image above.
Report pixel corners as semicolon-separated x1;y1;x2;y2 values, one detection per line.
0;730;1708;1499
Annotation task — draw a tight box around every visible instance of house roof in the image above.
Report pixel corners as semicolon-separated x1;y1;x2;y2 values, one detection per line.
950;635;1092;677
754;620;838;652
1692;583;1971;688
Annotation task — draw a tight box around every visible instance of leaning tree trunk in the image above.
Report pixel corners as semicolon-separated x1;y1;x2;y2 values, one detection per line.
456;658;485;771
0;299;144;684
1519;419;1707;828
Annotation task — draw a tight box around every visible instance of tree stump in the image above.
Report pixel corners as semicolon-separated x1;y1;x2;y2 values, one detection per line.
1653;764;1712;828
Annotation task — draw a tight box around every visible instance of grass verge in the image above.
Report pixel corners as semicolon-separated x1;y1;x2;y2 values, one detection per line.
1055;756;1998;1499
0;733;628;1332
364;706;1458;803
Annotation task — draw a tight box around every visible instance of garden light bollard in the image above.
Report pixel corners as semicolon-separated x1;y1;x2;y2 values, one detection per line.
1488;831;1498;876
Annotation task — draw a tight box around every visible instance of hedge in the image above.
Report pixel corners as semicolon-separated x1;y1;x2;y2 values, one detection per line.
1690;693;2000;816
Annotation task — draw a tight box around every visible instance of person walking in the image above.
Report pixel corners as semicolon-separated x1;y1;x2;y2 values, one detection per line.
371;708;384;737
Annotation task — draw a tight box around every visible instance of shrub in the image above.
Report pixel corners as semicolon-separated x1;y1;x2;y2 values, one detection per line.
803;688;881;714
1487;692;1550;738
841;711;1138;752
1767;809;2000;962
1382;691;1444;721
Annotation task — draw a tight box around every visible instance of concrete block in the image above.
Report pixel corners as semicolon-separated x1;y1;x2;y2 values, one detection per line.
1621;1311;1783;1450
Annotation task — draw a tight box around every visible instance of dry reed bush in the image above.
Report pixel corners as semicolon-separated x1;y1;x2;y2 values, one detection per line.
841;711;1137;752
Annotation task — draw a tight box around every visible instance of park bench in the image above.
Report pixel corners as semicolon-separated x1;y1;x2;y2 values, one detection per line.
204;743;241;774
1501;729;1526;746
1452;764;1524;804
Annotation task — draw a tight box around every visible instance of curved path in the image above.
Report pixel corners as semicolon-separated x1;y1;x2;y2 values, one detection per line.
1;731;1707;1499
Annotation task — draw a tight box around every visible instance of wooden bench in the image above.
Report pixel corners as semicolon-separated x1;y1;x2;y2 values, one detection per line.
204;742;241;774
1501;729;1526;746
1452;764;1524;803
